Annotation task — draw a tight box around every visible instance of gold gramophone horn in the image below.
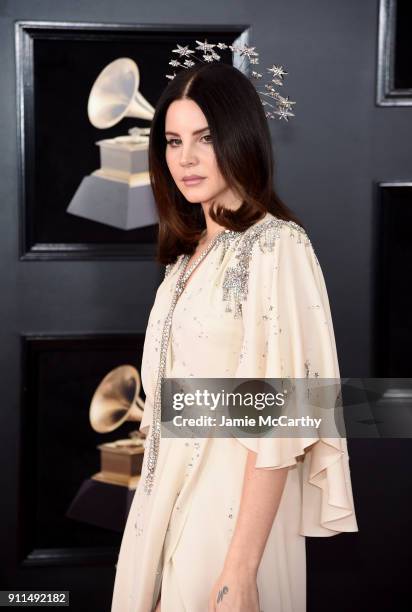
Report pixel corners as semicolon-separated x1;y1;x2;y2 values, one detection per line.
90;365;145;434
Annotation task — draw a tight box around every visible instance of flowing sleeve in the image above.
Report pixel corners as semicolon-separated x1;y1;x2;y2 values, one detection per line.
233;220;358;537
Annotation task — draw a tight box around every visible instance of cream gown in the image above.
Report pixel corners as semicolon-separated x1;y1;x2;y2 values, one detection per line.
111;211;359;612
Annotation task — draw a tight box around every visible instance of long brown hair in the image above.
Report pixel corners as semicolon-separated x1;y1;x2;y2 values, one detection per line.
148;61;304;264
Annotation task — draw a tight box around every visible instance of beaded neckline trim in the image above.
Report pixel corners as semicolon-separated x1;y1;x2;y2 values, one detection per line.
143;227;239;495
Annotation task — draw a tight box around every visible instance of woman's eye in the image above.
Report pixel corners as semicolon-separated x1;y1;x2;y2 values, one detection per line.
165;134;212;147
166;138;181;147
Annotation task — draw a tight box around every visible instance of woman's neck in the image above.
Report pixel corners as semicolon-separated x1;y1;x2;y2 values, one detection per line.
198;224;224;246
199;194;243;244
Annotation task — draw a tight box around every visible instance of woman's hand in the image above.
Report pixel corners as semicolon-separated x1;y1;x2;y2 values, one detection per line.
207;565;260;612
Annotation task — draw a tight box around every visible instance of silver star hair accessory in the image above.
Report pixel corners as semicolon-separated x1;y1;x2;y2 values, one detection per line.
267;64;288;78
164;40;296;121
195;39;216;53
172;44;196;58
237;44;258;59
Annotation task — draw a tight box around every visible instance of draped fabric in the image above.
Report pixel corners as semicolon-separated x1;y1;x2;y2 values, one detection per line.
111;211;358;612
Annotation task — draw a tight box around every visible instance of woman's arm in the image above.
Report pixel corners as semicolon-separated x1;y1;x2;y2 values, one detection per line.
225;449;290;573
208;449;290;611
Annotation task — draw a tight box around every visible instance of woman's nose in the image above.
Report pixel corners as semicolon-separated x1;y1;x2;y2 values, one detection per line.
179;142;197;166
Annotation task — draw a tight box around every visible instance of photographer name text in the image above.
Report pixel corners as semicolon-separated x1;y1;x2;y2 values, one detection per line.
172;415;322;428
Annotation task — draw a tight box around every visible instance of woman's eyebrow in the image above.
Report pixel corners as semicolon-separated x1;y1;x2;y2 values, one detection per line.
165;126;210;136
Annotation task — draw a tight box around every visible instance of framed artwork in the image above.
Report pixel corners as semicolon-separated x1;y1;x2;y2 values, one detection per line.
15;21;248;260
20;333;147;567
373;182;412;379
376;0;412;106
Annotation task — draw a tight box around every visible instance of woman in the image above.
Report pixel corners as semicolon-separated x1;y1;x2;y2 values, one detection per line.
111;62;358;612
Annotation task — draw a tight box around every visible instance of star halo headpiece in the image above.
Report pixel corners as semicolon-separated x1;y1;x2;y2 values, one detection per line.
165;39;296;121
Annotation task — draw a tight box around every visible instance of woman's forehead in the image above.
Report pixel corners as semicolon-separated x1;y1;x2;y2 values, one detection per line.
165;99;207;130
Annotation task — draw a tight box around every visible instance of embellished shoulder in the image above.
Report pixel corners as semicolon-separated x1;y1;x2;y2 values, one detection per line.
257;215;312;252
222;213;317;319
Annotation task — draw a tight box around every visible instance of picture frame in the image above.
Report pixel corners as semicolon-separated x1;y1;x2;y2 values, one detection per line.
20;332;146;567
376;0;412;106
373;181;412;378
15;21;248;261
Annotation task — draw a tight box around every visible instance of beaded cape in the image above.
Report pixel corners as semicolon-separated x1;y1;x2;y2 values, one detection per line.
111;211;358;612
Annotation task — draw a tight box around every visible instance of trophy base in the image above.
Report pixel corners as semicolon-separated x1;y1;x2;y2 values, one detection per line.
66;477;137;532
67;174;158;230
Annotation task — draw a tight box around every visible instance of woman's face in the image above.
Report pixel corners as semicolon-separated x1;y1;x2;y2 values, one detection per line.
164;98;231;206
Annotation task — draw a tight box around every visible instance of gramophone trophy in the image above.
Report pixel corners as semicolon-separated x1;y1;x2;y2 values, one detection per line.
89;364;147;488
66;364;148;531
67;57;158;230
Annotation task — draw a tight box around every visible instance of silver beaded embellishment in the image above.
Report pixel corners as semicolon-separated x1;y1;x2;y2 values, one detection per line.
144;228;239;495
164;254;186;280
164;263;173;279
222;217;310;318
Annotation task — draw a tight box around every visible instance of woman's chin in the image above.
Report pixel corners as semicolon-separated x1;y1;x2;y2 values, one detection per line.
182;189;211;203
